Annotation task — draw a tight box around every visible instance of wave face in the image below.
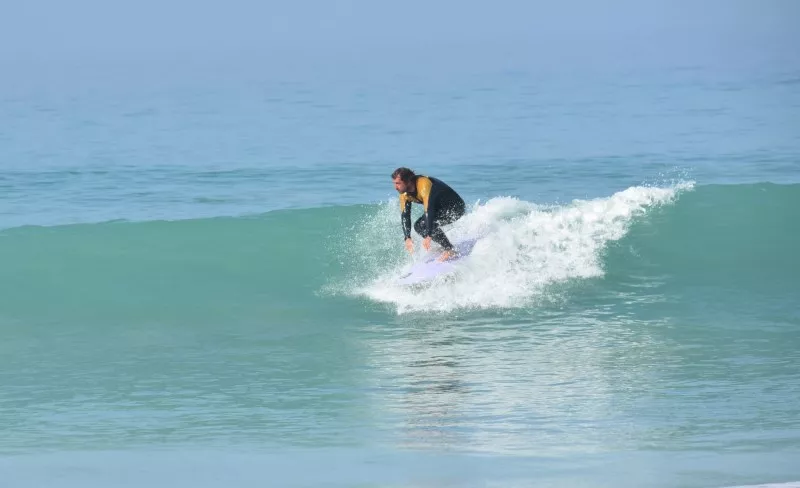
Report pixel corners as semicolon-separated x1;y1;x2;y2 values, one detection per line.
1;182;798;318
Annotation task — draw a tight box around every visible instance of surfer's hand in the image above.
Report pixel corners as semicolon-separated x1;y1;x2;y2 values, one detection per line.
405;238;414;254
422;236;432;251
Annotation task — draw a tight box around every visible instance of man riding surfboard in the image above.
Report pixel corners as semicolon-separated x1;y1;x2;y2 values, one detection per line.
392;167;466;262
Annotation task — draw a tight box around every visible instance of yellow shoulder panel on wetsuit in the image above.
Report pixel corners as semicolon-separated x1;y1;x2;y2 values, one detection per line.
399;192;409;213
399;191;421;211
415;176;433;212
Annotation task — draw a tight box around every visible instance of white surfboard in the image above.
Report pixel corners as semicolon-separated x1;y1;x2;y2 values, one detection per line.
396;238;479;286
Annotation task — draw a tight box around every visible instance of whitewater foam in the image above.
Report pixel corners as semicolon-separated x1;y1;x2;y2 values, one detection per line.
356;182;694;314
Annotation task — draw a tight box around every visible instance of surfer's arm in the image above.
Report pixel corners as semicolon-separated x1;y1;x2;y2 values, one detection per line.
421;180;445;238
415;177;435;237
400;196;412;240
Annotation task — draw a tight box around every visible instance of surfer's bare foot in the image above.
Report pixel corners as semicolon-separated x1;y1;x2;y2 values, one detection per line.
438;250;456;262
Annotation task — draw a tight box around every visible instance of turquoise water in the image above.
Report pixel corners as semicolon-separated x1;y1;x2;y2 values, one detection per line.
1;58;799;487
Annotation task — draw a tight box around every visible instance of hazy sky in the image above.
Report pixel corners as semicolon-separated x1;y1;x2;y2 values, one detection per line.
1;0;797;70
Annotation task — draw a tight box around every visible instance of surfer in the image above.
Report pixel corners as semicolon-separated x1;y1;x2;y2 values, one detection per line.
392;167;466;261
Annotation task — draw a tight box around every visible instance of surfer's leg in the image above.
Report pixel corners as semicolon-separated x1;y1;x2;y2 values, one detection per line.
440;198;466;226
413;215;426;237
414;213;454;250
429;225;454;250
415;198;466;251
430;198;466;250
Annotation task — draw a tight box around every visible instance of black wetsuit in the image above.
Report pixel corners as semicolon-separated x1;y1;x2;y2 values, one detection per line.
399;176;466;251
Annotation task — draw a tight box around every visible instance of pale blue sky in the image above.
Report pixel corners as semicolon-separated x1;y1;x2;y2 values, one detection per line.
1;0;797;70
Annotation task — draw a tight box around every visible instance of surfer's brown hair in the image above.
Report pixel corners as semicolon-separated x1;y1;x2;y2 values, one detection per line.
391;167;415;183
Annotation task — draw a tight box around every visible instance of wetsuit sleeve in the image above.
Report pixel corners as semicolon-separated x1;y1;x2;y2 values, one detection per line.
400;194;412;239
415;177;439;237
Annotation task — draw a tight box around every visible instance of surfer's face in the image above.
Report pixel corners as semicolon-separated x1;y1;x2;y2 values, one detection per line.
393;176;412;193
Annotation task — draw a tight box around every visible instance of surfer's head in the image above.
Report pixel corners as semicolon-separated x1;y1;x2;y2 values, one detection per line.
392;167;416;193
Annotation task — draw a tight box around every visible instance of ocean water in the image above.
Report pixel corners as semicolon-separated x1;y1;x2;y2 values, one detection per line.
1;55;800;488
